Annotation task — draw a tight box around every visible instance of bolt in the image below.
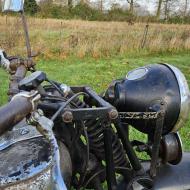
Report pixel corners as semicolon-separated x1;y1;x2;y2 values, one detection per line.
33;112;40;120
160;111;165;117
160;101;165;105
37;109;44;116
62;111;73;123
109;109;118;120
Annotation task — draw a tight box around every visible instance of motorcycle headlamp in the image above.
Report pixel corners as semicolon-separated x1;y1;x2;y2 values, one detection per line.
105;64;190;135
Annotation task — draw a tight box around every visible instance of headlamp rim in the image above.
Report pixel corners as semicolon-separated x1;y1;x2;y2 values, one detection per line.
163;63;190;132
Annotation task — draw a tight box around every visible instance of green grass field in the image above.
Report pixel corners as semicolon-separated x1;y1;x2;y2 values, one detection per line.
0;53;190;150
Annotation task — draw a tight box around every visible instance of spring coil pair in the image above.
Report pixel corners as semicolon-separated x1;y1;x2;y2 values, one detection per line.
69;91;129;168
85;119;128;167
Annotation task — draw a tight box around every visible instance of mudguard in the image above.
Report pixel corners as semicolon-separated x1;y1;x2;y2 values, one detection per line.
153;153;190;190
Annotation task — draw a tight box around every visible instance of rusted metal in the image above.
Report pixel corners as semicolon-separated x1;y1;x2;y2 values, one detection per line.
30;111;67;190
8;58;35;99
8;65;27;98
0;91;40;136
62;111;73;123
119;112;158;120
1;168;52;190
9;58;35;73
108;109;118;120
0;125;42;151
0;137;53;190
0;97;32;135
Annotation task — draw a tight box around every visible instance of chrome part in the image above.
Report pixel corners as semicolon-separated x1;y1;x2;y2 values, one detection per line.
60;84;71;96
0;125;42;151
0;49;10;71
164;64;190;132
126;67;148;81
30;111;67;190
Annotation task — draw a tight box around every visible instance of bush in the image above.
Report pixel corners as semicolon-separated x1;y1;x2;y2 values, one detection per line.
106;8;135;22
71;3;104;20
166;16;190;24
37;2;72;19
24;0;39;15
35;1;190;24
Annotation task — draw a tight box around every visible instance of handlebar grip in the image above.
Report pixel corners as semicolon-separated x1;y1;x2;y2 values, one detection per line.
0;96;33;136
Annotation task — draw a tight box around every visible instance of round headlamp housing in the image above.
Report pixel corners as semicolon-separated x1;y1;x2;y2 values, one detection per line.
105;64;190;135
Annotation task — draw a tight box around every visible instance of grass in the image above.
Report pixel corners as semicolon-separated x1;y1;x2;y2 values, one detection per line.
0;16;190;189
0;53;190;150
0;16;190;59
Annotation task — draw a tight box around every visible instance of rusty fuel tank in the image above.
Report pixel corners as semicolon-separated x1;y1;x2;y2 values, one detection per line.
0;123;53;190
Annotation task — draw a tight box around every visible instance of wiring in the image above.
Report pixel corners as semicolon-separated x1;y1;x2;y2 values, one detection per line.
51;92;88;121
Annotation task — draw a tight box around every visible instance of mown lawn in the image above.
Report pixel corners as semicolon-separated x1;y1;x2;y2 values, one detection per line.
0;53;190;150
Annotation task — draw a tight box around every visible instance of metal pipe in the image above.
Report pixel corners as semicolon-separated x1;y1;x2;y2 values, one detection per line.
0;97;32;136
8;65;27;99
31;113;67;190
104;125;117;190
150;111;165;177
114;119;143;172
21;11;32;58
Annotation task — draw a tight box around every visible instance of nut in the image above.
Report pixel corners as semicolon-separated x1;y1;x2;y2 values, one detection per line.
62;111;73;123
109;109;118;120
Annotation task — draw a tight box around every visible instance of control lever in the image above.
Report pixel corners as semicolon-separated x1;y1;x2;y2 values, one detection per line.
19;71;46;91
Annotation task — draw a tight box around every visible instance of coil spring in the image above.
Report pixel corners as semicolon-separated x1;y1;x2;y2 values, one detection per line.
67;91;128;167
85;119;128;167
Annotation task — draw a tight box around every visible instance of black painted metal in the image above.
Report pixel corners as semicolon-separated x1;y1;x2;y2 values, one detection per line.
114;119;143;172
142;153;190;190
105;64;181;135
103;126;117;190
150;111;165;177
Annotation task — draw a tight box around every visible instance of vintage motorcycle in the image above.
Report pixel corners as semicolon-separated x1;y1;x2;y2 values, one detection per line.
0;0;190;190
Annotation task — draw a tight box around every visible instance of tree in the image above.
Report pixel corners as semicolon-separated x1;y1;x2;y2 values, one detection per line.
183;0;188;16
156;0;163;19
24;0;38;15
162;0;178;21
0;0;1;7
127;0;134;14
68;0;73;10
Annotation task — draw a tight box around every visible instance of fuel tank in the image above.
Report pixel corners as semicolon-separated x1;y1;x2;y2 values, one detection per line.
0;123;53;190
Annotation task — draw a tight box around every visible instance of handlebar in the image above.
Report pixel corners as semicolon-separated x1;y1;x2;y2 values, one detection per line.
0;95;34;136
8;65;28;99
0;50;36;99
